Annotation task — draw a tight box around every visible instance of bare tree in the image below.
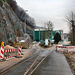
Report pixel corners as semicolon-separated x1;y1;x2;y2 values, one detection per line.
47;21;53;30
66;12;75;45
44;21;53;39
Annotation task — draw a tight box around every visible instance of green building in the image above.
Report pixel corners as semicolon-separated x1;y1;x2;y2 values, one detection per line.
33;29;63;42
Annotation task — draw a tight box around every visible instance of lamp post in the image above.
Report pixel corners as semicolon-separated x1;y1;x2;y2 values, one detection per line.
25;10;28;34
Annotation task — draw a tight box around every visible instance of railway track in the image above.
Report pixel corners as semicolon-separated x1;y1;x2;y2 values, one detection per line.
0;52;40;75
24;51;52;75
0;49;53;75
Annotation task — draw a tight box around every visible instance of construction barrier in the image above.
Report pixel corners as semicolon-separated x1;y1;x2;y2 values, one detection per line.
18;46;22;56
68;46;75;52
4;49;17;59
56;46;75;53
56;46;68;52
0;46;4;59
0;46;22;59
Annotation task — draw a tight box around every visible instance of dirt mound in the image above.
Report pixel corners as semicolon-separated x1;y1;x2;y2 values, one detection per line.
4;45;15;49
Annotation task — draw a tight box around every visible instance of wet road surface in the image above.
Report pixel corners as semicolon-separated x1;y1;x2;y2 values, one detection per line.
33;51;73;75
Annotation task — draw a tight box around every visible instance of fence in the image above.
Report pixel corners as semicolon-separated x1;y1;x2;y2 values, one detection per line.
56;46;75;53
68;46;75;52
0;46;22;59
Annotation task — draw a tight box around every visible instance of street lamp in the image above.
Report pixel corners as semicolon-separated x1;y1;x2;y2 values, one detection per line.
25;10;28;34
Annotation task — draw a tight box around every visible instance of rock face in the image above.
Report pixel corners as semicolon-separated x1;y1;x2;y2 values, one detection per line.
6;0;35;40
0;0;33;45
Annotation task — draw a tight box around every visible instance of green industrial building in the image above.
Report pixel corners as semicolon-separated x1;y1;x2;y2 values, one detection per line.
33;29;63;42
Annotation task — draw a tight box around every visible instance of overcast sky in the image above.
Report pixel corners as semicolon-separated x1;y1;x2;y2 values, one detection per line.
16;0;75;33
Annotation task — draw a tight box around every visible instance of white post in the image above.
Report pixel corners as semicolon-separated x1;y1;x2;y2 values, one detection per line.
0;46;4;59
18;46;22;56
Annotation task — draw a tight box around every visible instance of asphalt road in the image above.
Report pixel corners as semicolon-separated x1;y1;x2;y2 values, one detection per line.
33;51;73;75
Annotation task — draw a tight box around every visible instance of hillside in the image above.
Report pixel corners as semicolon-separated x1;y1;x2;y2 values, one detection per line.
0;0;35;45
6;0;36;39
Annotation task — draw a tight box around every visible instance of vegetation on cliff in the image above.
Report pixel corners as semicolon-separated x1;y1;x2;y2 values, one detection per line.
0;0;35;45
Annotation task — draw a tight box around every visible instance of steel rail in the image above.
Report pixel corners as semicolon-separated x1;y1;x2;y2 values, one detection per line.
24;51;53;75
24;52;41;75
0;53;39;75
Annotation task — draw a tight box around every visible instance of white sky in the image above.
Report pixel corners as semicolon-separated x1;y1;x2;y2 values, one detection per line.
16;0;75;33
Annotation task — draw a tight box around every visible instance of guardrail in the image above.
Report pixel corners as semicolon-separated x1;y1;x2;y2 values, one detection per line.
56;46;75;53
0;46;22;60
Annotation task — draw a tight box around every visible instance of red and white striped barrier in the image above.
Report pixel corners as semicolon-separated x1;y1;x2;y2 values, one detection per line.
68;46;75;48
18;46;22;56
56;46;75;53
4;55;16;59
5;49;16;53
68;46;75;52
0;46;22;60
56;46;67;48
0;46;4;59
56;46;68;52
4;49;17;59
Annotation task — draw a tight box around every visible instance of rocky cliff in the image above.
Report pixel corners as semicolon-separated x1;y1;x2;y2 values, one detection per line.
6;0;35;39
0;0;34;45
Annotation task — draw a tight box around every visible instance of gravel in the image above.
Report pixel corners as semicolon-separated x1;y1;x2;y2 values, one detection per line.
65;53;75;75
